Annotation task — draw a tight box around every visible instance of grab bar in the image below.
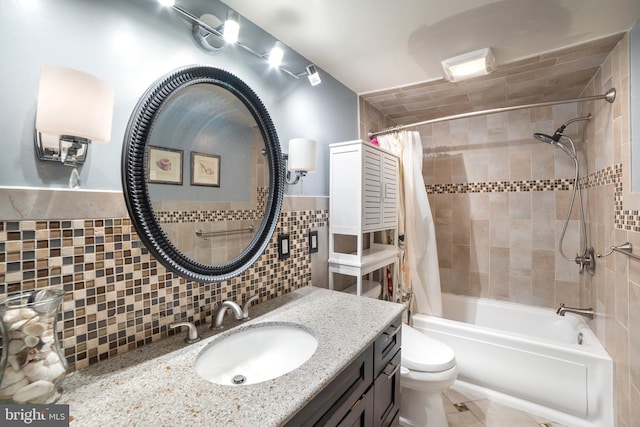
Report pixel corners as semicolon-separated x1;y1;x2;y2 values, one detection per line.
597;242;640;262
196;225;255;240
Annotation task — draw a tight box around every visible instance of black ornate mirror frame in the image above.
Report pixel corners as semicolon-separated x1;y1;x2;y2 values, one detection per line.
122;65;284;283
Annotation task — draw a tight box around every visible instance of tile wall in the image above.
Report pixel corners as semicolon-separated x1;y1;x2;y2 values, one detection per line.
360;30;636;427
363;98;588;307
577;33;639;427
0;189;328;371
420;103;586;307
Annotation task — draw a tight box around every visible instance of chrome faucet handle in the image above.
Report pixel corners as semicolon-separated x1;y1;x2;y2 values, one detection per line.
242;294;259;319
169;321;200;344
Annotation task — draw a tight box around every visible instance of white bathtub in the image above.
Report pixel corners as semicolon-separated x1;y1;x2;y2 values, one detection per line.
412;293;613;427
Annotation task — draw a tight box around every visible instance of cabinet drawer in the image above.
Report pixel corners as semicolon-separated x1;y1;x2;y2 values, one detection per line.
374;350;401;427
374;316;402;377
285;345;373;427
334;385;374;427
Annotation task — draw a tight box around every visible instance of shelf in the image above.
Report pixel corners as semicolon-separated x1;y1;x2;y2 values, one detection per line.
343;280;381;299
329;247;398;269
329;140;399;299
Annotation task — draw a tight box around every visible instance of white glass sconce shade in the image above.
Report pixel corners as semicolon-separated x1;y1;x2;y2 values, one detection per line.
285;138;317;185
288;138;317;172
35;65;114;165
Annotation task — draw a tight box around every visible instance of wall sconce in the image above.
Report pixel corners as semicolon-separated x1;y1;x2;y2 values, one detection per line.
441;47;495;82
159;1;321;85
34;65;114;166
284;138;317;185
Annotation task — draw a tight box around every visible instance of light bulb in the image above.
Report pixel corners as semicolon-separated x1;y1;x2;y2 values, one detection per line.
269;41;284;67
223;10;240;44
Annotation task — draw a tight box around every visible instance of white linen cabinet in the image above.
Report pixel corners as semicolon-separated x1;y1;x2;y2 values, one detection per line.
328;140;399;299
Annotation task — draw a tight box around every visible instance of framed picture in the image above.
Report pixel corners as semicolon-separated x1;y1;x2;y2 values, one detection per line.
191;151;221;187
147;146;183;185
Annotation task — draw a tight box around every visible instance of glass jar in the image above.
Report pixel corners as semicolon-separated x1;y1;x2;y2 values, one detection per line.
0;289;67;404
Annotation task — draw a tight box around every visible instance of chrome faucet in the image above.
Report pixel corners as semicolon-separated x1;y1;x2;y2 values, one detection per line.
242;294;259;319
169;321;200;343
212;300;244;329
556;303;594;320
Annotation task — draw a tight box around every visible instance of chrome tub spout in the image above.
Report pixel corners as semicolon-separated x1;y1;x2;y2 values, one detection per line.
556;303;594;320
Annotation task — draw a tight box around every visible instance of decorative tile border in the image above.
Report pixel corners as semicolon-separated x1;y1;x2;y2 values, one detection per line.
0;209;328;371
155;209;262;223
424;163;639;232
426;179;574;194
154;187;268;223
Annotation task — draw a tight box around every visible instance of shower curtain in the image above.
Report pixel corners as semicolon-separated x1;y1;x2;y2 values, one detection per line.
378;131;442;317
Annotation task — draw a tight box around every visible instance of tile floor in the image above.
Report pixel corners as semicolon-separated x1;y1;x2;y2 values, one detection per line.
443;387;568;427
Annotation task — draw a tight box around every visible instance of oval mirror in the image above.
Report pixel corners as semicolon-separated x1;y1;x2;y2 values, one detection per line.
122;65;284;283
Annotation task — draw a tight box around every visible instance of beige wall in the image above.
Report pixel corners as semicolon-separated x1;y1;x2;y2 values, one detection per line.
578;34;637;427
421;103;584;307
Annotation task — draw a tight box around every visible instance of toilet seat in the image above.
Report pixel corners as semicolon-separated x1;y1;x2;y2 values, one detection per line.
401;324;455;372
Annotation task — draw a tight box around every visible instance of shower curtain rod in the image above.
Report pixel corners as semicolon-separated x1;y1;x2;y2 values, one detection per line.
368;88;616;138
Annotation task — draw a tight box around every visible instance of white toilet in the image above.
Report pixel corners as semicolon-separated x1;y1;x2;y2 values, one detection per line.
399;324;458;427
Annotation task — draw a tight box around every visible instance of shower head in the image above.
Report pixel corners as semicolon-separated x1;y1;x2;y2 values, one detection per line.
533;114;590;160
533;132;576;159
533;132;559;145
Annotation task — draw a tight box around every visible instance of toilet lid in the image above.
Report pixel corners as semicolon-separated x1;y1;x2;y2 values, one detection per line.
401;324;456;372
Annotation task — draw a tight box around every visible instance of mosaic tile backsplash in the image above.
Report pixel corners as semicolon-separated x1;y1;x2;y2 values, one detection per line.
0;208;328;371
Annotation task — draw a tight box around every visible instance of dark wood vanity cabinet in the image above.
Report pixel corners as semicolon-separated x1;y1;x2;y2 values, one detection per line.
373;316;402;427
285;315;402;427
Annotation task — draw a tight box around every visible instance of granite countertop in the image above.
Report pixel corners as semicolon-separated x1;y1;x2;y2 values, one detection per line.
60;287;405;426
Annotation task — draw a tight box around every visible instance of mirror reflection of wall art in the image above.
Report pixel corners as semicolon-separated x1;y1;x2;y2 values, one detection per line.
191;151;221;187
147;146;183;185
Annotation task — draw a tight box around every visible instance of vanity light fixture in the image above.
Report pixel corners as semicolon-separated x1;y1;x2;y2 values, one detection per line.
34;65;114;166
157;0;321;85
305;64;321;86
441;47;495;82
284;138;317;185
223;9;240;44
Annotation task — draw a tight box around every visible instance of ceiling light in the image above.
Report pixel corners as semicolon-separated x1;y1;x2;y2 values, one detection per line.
162;3;319;86
306;64;321;86
441;48;495;82
223;10;240;44
268;41;285;67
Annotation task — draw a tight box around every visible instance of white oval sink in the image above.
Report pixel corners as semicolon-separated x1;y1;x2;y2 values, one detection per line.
195;323;318;385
